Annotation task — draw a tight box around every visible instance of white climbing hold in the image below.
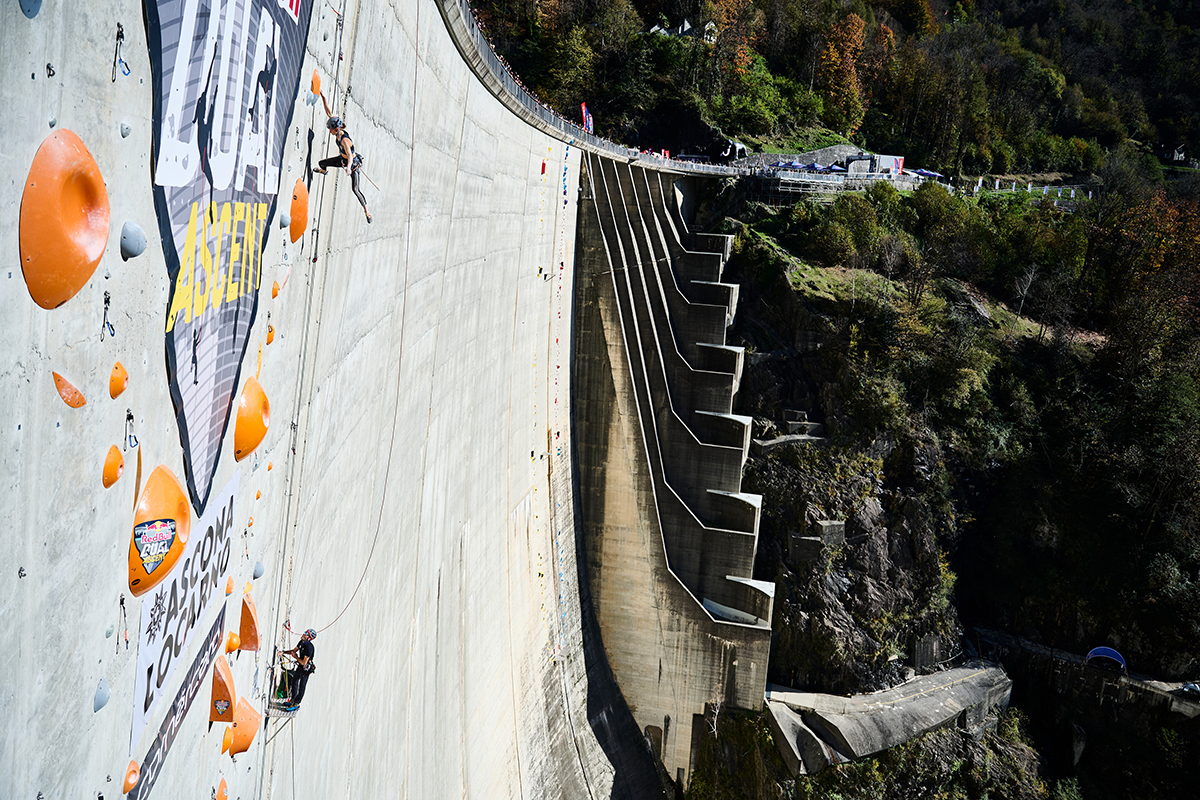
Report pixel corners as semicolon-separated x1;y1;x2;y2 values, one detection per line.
323;30;330;41
279;212;290;230
48;115;56;128
120;122;132;138
120;222;147;261
253;561;264;579
105;624;114;638
94;678;110;712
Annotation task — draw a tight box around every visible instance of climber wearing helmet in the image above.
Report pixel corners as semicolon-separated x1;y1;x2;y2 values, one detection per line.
315;91;371;223
279;628;317;709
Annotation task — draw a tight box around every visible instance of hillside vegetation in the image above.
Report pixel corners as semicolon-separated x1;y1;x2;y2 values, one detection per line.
472;0;1199;173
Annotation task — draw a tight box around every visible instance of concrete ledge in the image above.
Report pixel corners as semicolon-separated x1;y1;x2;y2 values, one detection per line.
751;434;831;455
765;664;1013;764
766;700;849;774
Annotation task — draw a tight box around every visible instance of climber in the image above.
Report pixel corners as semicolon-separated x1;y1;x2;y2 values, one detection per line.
314;91;371;223
278;628;316;709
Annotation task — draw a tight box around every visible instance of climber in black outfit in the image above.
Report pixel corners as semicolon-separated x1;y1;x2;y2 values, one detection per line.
314;91;371;223
279;628;316;709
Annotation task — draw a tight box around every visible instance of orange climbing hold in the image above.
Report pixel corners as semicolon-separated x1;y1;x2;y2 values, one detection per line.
311;69;321;95
266;325;274;344
122;760;140;793
52;371;86;408
128;466;191;597
271;280;279;299
216;778;228;800
229;697;262;756
210;655;235;722
233;376;270;461
247;516;254;527
110;361;129;398
221;724;233;754
255;490;261;500
20;129;110;309
238;592;260;651
289;179;308;244
267;461;273;471
225;575;234;595
103;445;124;488
225;631;241;653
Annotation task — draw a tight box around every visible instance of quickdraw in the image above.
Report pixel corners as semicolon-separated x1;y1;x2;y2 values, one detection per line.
124;410;138;451
102;291;115;340
112;23;130;82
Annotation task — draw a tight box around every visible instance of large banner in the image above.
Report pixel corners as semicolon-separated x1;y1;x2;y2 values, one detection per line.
131;473;238;753
146;0;313;513
129;606;227;800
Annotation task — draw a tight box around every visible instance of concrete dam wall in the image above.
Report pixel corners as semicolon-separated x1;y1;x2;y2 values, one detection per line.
0;0;768;797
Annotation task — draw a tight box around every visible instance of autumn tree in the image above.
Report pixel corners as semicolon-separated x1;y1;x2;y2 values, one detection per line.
817;13;866;136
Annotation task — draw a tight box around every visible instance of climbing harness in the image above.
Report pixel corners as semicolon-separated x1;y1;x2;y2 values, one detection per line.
112;23;130;82
101;291;115;341
124;410;138;451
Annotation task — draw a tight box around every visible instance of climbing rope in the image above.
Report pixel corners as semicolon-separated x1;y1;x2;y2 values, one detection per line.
281;0;414;638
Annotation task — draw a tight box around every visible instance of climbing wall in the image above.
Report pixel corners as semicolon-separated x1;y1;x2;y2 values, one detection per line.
0;0;635;797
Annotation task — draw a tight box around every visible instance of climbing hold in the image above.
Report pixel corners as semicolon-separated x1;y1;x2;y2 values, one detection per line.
48;115;56;129
19;0;41;18
253;561;264;579
122;760;139;794
267;462;273;471
271;281;279;299
210;655;235;722
216;778;228;800
228;698;262;756
224;631;240;653
128;466;191;597
106;624;114;638
19;129;110;309
221;725;233;754
323;29;329;41
311;69;320;95
233;376;270;462
255;490;261;500
120;122;131;139
94;678;111;712
243;581;253;595
109;361;128;398
238;592;259;651
266;325;274;344
225;576;234;596
103;445;124;488
52;371;86;407
278;212;289;231
119;221;146;261
246;516;253;527
289;179;308;244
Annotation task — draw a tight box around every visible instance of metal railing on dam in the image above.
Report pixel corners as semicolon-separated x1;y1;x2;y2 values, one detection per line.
433;0;741;177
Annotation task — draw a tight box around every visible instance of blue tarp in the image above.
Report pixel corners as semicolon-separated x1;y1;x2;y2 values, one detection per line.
1085;646;1127;672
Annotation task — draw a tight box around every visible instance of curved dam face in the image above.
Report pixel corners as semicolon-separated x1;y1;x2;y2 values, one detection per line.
0;0;656;797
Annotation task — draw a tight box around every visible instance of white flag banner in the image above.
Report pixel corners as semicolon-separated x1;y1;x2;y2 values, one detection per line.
131;471;239;753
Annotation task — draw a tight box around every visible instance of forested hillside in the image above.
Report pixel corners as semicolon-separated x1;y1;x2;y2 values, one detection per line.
472;0;1199;173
